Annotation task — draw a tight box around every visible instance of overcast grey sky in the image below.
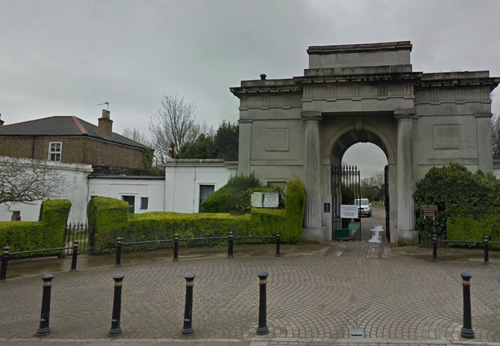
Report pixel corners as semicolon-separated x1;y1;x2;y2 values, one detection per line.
1;0;499;178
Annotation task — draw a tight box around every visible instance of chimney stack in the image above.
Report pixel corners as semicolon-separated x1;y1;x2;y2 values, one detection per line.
0;113;4;127
98;109;113;137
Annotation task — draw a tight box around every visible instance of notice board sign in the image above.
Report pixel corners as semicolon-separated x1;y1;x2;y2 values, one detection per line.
341;205;358;219
251;192;263;208
263;192;279;208
421;205;438;218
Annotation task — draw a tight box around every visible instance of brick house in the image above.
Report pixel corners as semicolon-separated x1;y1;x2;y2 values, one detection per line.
0;110;150;169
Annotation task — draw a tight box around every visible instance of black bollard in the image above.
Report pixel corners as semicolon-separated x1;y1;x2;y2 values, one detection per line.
460;272;475;339
109;274;124;336
182;273;195;334
0;246;10;282
275;232;280;257
173;234;179;262
483;236;489;265
227;231;234;258
70;240;79;272
432;234;438;262
116;237;122;267
256;272;269;335
36;274;54;336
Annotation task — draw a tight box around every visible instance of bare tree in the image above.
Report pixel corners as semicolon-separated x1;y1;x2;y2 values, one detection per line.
492;114;500;159
122;128;151;146
0;157;65;206
149;94;200;164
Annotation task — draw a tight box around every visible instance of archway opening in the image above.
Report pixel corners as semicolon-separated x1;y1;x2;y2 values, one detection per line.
331;130;389;241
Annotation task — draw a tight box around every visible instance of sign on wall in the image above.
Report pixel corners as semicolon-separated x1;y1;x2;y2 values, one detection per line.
251;192;263;208
340;205;358;219
263;192;279;208
251;191;279;208
421;204;438;218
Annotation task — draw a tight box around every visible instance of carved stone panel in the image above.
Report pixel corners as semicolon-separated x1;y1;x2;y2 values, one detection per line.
265;128;289;152
433;125;460;150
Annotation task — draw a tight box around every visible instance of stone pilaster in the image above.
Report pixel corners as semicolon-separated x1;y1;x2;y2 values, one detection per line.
395;109;416;244
302;111;323;233
476;113;493;173
237;119;252;176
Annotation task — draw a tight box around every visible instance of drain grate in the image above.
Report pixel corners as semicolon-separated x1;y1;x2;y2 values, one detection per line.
348;328;364;338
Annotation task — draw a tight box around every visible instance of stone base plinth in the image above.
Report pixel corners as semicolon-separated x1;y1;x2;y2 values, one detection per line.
302;227;327;243
397;230;419;245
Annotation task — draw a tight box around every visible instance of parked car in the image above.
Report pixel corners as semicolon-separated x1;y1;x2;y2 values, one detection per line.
354;198;372;217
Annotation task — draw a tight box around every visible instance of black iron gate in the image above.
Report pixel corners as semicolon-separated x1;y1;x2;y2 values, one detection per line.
62;223;89;254
384;165;390;242
331;165;361;240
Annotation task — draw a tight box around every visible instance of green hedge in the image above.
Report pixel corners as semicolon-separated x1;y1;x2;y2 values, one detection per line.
0;199;71;256
413;163;500;243
89;178;305;254
87;197;128;253
447;214;500;249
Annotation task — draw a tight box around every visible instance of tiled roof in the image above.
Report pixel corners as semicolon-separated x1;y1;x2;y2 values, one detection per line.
0;116;148;149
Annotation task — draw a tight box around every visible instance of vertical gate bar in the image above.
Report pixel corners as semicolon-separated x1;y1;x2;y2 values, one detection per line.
85;223;89;253
71;223;75;253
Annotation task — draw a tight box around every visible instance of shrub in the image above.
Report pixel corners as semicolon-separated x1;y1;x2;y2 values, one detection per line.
201;173;261;213
89;178;306;253
0;199;71;256
413;163;500;243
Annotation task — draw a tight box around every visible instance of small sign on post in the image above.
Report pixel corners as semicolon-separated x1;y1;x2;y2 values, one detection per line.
421;205;438;218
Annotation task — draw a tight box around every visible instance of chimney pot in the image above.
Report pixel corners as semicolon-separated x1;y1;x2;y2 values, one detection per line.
260;74;267;80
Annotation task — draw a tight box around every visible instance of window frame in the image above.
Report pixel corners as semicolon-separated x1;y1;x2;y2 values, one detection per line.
48;141;63;162
140;197;149;210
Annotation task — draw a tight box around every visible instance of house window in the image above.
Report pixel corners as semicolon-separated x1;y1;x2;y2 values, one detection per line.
140;197;149;210
199;185;215;212
48;142;62;162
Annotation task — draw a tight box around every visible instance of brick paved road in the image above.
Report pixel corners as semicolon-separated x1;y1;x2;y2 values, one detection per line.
1;241;500;346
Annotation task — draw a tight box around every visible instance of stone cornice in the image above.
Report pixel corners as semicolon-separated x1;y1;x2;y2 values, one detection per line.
238;119;253;124
296;72;420;85
230;79;301;97
475;113;493;118
307;41;412;55
418;73;500;91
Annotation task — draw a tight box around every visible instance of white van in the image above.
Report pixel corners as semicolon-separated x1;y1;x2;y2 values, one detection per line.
354;198;372;217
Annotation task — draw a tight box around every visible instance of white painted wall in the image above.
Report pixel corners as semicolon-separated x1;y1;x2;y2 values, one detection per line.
493;161;500;179
165;160;237;213
0;157;93;223
89;177;165;213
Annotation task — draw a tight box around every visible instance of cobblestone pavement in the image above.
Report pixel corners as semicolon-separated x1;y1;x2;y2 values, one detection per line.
1;241;500;346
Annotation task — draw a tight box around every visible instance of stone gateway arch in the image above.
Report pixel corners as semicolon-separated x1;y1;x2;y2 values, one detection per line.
231;41;500;245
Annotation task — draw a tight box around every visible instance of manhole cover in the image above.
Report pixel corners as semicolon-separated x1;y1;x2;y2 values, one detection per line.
348;328;364;338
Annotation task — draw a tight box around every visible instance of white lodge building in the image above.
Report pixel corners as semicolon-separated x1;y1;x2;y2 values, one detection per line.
230;41;500;245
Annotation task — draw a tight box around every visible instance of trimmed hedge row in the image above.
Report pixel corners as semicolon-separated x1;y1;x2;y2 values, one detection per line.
447;214;500;249
88;178;305;254
0;199;71;256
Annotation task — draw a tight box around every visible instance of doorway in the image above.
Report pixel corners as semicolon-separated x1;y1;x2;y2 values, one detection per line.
122;195;135;214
